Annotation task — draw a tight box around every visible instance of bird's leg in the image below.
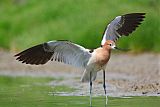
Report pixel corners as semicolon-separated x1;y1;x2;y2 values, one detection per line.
103;70;108;105
90;72;92;107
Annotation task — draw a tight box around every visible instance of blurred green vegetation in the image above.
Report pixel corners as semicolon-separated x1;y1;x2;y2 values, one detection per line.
0;0;160;52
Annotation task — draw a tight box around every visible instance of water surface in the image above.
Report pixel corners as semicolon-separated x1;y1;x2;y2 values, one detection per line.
0;76;159;107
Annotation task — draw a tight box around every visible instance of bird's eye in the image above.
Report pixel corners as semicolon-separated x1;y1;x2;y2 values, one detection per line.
107;44;112;46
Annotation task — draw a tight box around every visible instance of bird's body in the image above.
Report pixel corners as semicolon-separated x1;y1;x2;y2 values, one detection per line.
82;48;109;81
15;13;146;106
81;42;112;82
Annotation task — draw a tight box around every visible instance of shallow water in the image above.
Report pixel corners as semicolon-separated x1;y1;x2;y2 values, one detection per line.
0;96;160;107
0;76;159;107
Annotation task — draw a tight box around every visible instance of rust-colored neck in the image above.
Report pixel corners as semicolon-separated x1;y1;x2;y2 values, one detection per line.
102;44;112;52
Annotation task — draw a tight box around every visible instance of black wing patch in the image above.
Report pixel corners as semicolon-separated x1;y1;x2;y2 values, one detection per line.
117;13;145;36
15;44;53;65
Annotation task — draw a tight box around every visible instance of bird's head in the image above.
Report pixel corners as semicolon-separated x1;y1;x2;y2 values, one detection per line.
103;40;130;51
103;40;116;50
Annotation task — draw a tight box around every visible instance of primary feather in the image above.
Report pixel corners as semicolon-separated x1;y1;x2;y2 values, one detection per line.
101;13;145;45
15;40;92;68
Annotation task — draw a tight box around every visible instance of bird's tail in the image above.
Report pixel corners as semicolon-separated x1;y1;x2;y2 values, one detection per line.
81;70;97;82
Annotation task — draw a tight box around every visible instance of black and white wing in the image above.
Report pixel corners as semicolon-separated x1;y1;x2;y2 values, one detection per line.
15;40;92;68
101;13;145;45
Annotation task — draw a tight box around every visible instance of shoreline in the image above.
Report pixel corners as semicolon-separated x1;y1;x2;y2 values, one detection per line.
0;51;159;97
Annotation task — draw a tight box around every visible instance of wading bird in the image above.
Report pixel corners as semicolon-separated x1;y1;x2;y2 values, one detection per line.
15;13;145;106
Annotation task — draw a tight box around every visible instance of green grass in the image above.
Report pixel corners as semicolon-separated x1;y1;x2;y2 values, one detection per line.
0;0;160;52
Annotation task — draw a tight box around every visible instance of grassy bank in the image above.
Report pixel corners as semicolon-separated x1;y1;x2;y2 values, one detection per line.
0;0;160;52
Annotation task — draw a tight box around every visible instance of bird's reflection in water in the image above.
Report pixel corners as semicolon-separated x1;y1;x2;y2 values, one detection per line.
89;96;108;107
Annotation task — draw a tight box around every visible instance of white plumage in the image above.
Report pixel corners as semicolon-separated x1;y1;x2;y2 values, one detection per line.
44;40;92;68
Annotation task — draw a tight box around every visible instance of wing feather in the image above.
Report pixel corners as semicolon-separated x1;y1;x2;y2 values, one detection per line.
15;40;91;68
101;13;145;45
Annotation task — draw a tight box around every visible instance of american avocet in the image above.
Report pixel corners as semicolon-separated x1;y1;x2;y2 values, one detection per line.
15;13;145;106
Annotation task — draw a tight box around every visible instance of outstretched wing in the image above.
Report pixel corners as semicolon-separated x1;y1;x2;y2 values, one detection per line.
15;40;92;68
101;13;145;45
